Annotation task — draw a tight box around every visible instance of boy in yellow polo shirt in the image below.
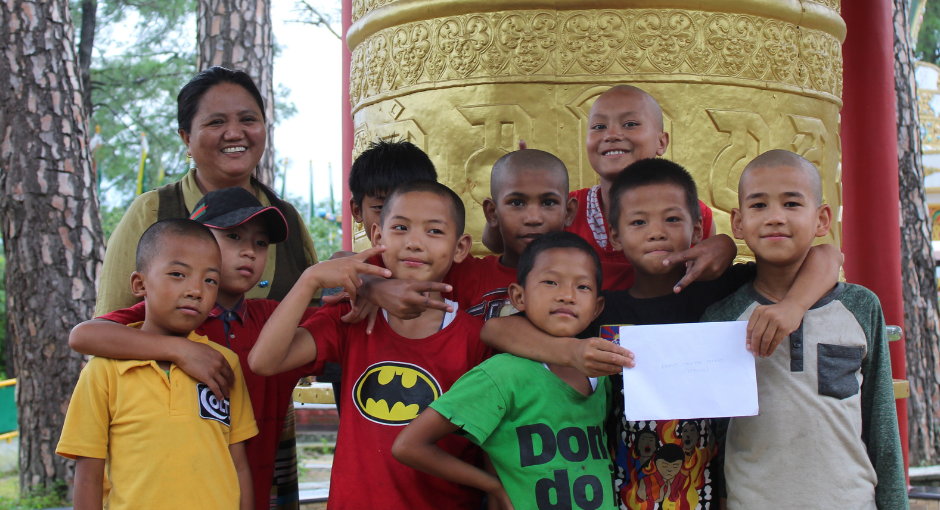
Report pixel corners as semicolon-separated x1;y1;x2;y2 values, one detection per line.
57;219;257;510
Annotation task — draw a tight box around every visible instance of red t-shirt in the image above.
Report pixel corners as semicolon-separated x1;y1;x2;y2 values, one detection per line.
443;255;518;320
99;300;317;510
300;304;491;510
565;186;714;291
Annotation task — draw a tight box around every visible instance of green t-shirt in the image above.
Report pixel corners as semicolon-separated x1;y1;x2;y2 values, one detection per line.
431;354;616;510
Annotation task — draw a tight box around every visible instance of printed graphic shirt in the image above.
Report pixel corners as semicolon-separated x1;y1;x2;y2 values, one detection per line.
701;283;908;510
99;299;317;510
56;324;257;510
582;263;755;510
431;354;615;510
566;186;714;291
443;255;519;320
300;303;492;510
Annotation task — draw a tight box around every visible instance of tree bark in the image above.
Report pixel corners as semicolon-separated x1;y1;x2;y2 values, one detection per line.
894;0;940;465
196;0;276;186
78;0;97;116
0;0;105;496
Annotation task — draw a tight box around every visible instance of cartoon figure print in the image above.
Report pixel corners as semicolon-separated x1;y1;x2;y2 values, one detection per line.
466;288;519;320
618;420;716;510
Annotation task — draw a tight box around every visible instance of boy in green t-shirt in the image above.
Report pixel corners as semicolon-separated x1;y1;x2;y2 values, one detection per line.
393;232;615;509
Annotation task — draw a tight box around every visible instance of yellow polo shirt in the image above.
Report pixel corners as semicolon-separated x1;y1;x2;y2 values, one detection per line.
57;326;258;510
95;168;320;317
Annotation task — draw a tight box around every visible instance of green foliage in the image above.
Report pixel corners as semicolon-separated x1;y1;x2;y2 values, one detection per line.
916;0;940;64
306;199;344;258
79;0;198;206
0;479;69;510
100;205;127;243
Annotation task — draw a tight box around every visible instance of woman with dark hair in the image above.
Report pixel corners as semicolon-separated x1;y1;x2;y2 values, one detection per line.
97;66;319;315
94;67;318;510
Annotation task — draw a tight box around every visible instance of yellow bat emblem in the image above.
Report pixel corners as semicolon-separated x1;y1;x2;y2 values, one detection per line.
353;362;441;425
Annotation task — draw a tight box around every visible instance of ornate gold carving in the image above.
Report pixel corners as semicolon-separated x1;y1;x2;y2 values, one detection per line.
496;13;557;75
352;0;842;26
352;0;397;23
349;4;843;255
916;61;940;154
349;9;844;110
803;0;841;13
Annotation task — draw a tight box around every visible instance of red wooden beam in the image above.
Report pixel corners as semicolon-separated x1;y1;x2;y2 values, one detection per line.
341;0;353;251
841;0;909;480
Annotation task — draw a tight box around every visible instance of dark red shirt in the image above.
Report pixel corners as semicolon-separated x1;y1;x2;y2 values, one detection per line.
99;299;317;510
300;303;491;510
565;186;714;291
442;255;518;320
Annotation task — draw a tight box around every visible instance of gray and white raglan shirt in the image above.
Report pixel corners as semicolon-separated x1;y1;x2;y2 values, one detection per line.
701;283;907;510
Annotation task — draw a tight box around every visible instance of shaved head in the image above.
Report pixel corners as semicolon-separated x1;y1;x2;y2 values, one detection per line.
490;149;569;197
740;150;823;206
591;85;665;132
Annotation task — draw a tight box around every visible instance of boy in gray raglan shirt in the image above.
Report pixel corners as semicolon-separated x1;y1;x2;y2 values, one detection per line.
701;150;907;510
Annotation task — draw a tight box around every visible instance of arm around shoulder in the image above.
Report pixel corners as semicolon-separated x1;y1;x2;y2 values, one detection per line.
481;315;633;377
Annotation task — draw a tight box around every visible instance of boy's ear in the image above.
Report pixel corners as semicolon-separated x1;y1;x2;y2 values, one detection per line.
370;222;383;247
452;233;473;264
482;197;499;228
609;227;623;253
690;218;704;245
730;208;745;240
592;295;605;321
815;204;833;238
130;271;146;299
507;282;526;312
655;132;669;156
349;197;363;224
564;196;579;227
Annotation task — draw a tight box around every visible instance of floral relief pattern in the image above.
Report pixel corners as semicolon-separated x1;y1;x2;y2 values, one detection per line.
349;9;844;107
561;11;627;74
496;13;557;75
437;16;491;78
705;14;759;75
633;11;695;72
392;23;432;85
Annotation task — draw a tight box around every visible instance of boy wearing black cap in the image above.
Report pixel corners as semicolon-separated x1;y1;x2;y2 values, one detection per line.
69;187;318;510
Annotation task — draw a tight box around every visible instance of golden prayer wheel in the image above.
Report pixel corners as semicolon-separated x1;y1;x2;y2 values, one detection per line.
347;0;845;258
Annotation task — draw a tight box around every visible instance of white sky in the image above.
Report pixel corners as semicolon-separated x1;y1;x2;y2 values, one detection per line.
271;2;344;214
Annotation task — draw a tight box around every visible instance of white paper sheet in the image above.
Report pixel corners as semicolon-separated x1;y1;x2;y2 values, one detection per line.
620;321;758;421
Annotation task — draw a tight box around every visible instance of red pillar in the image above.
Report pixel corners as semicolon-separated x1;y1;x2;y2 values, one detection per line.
841;0;909;480
341;0;353;251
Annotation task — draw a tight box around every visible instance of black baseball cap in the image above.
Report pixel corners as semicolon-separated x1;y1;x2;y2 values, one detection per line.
190;187;289;243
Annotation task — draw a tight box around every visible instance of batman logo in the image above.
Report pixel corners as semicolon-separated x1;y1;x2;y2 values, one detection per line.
353;361;442;425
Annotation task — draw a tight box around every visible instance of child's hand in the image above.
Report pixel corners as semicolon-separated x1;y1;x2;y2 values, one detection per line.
174;340;235;400
486;485;515;510
663;234;737;292
570;338;636;377
363;278;455;319
326;292;381;334
306;246;391;306
746;300;804;357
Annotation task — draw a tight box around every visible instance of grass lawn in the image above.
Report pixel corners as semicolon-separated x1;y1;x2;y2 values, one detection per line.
0;472;68;510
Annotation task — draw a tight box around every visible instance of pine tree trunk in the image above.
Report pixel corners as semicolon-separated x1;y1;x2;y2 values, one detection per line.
197;0;276;186
0;0;105;496
78;0;97;115
894;0;940;465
